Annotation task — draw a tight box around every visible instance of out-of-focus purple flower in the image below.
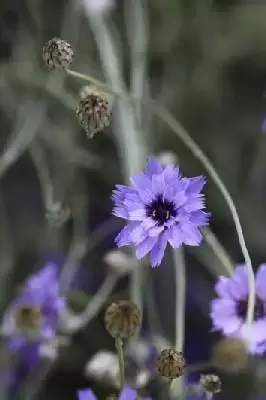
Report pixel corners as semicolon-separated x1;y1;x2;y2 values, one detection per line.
1;262;65;353
210;264;266;354
261;118;266;133
112;158;209;267
78;387;152;400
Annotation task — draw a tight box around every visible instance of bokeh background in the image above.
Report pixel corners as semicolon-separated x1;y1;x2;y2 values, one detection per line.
1;0;266;399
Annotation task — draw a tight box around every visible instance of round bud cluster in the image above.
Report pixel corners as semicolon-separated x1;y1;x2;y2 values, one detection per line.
200;374;222;396
42;37;73;70
14;305;42;337
211;338;248;373
104;300;141;339
75;87;111;138
45;202;71;228
157;349;186;379
105;395;119;400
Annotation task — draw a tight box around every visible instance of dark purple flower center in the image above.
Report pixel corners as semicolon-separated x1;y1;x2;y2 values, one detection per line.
14;306;42;334
237;296;265;321
146;195;176;225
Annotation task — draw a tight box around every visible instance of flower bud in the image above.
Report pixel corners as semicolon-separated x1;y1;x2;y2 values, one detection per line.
200;374;221;397
45;201;71;228
42;38;73;70
14;305;42;338
157;349;186;379
211;338;248;373
103;250;137;276
104;300;141;339
75;86;111;138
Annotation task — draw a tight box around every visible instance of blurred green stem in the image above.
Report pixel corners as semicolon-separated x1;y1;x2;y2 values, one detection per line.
115;337;125;389
171;249;186;398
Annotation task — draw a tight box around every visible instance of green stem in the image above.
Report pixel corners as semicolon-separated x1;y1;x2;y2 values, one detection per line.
115;337;125;389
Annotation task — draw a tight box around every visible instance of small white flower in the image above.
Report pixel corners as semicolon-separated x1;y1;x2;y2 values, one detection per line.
156;151;178;166
103;250;137;276
82;0;114;14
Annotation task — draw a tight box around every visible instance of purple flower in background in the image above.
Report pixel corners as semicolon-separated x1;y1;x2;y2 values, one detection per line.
78;387;152;399
210;264;266;354
261;118;266;133
112;158;209;267
1;262;65;353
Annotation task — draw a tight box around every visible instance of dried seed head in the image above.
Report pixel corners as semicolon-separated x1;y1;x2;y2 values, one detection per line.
200;374;221;396
14;305;42;337
104;300;141;339
45;201;71;228
157;349;186;379
75;87;111;138
79;85;95;100
42;37;73;70
211;338;248;373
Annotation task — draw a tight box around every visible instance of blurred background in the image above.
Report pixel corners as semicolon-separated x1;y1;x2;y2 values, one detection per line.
1;0;266;399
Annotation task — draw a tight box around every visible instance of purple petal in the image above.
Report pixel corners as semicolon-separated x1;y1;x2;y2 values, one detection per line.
115;223;147;247
165;225;182;249
78;389;97;400
210;298;237;319
135;236;158;260
256;264;266;300
148;225;164;237
238;320;266;354
214;276;235;299
181;225;202;246
27;263;57;291
211;314;241;335
128;208;146;221
149;233;167;267
145;158;163;177
189;210;210;227
141;217;156;230
130;173;153;203
151;174;165;196
229;265;249;298
119;387;137;400
186;176;206;195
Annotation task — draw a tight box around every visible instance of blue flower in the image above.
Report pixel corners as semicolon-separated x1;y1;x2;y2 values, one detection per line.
210;264;266;354
78;387;152;400
1;262;65;354
112;158;209;267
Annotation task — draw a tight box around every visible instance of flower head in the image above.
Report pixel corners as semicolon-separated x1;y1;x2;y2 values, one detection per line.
112;158;209;267
75;86;111;138
1;263;65;351
199;374;222;396
157;349;186;379
210;264;266;354
104;300;141;339
42;38;73;70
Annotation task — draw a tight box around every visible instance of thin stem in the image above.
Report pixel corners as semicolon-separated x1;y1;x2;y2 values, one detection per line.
61;272;119;333
171;249;186;397
155;105;255;334
115;337;125;389
202;227;234;277
65;68;255;337
29;141;54;209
